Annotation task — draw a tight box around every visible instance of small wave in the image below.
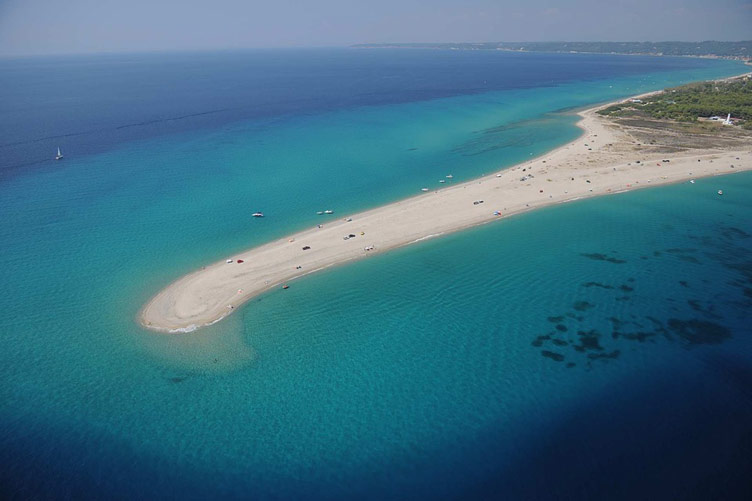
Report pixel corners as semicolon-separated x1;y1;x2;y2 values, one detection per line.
412;232;443;243
0;108;230;149
168;324;198;333
115;108;229;130
560;197;584;204
0;130;95;149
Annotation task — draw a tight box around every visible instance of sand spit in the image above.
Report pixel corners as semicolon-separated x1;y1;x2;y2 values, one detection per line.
140;97;752;332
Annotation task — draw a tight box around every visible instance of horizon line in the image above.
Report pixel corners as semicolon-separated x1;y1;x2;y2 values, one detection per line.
2;40;750;59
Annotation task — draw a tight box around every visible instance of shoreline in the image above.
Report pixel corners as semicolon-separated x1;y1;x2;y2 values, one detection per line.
139;87;752;333
349;45;752;63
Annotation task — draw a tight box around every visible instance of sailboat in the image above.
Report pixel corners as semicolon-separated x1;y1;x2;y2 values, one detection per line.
55;147;64;160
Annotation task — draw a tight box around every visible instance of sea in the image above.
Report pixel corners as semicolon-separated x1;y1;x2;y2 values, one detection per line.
0;49;750;499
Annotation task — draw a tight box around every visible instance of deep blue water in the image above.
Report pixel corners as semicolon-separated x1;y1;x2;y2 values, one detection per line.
2;48;744;180
0;49;750;499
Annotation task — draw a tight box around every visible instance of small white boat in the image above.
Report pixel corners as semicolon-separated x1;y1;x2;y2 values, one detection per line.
252;212;264;217
439;180;446;183
718;190;723;196
421;188;429;192
324;210;334;214
446;174;453;179
317;211;324;215
689;180;695;184
55;147;63;160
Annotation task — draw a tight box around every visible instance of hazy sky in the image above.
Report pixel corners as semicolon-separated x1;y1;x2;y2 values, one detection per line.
0;0;750;56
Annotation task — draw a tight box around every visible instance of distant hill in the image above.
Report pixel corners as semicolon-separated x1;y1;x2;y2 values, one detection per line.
352;41;751;59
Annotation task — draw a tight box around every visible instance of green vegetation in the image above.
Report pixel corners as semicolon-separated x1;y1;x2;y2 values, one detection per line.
353;41;752;58
597;77;752;129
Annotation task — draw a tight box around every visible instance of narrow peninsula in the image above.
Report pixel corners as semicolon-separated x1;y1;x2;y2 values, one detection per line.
141;76;752;332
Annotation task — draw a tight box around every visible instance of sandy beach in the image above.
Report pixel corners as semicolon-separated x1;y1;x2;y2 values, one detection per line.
140;93;752;332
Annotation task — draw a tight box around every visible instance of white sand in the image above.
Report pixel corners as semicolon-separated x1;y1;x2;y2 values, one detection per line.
140;99;752;332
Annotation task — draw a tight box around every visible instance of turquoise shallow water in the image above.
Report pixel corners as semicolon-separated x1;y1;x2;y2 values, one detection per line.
0;52;750;498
